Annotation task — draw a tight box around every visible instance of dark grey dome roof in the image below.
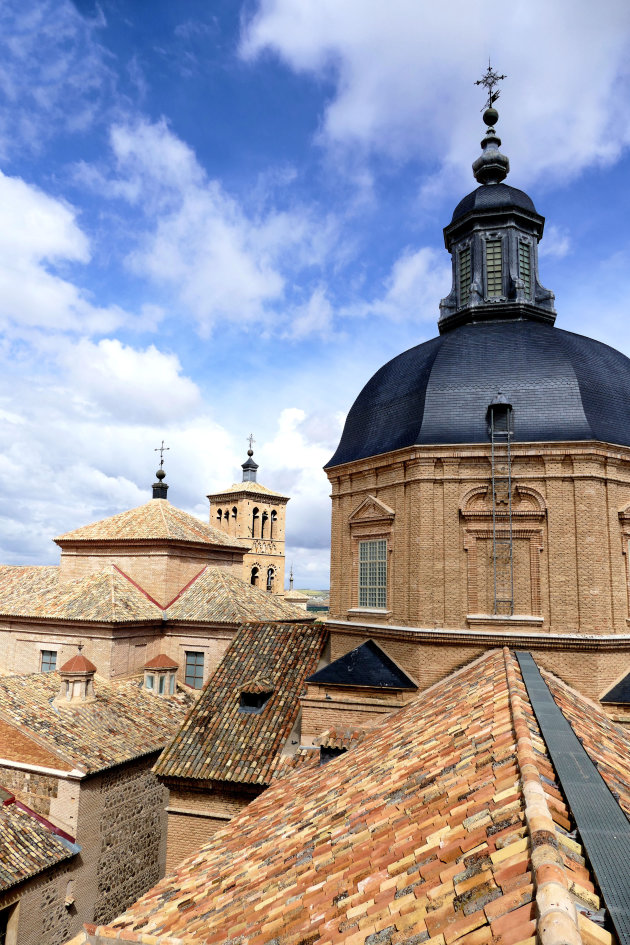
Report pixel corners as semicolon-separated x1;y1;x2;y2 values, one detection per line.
326;321;630;468
451;183;537;223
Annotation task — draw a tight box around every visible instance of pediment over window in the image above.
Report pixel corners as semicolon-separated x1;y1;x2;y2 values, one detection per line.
349;495;395;527
460;485;546;518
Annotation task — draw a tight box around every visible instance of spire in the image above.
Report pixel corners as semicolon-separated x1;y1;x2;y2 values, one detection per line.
472;62;510;185
437;66;556;334
152;440;169;499
242;434;259;483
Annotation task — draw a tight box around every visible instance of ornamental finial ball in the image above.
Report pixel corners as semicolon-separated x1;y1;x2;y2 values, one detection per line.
247;449;254;457
483;106;499;127
156;468;166;481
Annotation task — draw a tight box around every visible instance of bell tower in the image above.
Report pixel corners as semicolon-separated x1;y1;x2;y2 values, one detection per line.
207;438;289;594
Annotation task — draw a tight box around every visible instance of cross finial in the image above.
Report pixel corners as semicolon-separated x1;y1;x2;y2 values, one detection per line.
475;60;506;110
154;440;170;468
247;433;255;451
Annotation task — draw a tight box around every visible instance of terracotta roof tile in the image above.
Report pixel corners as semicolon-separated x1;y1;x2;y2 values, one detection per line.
55;499;244;548
0;798;76;891
59;653;97;673
81;649;617;945
144;654;179;670
165;567;312;624
0;565;162;623
0;673;193;774
154;622;327;784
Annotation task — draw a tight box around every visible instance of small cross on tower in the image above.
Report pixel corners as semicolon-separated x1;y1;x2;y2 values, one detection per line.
475;60;506;110
154;440;170;468
247;433;255;452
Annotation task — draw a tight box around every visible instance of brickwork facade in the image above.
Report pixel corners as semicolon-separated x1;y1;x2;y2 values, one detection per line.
164;782;261;871
209;487;288;594
300;682;415;741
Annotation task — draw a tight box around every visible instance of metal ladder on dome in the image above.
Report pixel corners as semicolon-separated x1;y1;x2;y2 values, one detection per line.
489;395;514;616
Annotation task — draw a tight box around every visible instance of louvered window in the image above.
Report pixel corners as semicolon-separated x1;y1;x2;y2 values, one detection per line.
359;539;387;608
486;239;503;297
518;241;532;297
459;246;471;306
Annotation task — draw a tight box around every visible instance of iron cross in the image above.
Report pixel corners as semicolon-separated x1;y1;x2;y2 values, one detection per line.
475;61;506;110
247;433;255;451
154;440;170;467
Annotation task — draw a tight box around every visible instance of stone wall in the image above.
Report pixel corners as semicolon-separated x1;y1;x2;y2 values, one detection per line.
0;860;77;945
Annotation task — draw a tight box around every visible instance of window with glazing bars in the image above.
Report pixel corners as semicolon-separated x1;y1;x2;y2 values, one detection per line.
485;239;503;297
459;246;471;306
40;650;57;672
184;651;204;689
518;241;532;297
358;539;387;608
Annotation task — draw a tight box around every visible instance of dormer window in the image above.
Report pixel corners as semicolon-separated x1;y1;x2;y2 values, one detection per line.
518;241;532;298
239;690;272;713
144;654;179;696
485;239;503;298
459;246;471;306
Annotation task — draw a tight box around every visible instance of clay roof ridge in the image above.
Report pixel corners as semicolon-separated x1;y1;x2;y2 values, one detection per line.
503;647;583;945
0;699;87;775
112;565;164;611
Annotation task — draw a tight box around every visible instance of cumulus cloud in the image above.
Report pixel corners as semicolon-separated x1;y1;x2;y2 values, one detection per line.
539;225;572;260
0;170;128;336
242;0;630;189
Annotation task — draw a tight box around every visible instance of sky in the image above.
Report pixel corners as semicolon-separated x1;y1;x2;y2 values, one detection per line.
1;0;630;588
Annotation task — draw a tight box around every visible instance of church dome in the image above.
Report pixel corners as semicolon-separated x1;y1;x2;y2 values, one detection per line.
326;320;630;467
327;89;630;469
451;183;537;223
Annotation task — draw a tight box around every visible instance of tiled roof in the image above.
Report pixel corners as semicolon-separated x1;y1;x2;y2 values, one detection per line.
154;622;327;784
0;797;76;892
0;565;162;623
144;654;179;670
60;653;96;673
209;480;288;499
0;673;193;775
165;567;311;624
55;500;243;548
84;649;619;945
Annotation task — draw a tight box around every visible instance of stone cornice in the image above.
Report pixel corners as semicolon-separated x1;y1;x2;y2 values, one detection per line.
325;619;630;651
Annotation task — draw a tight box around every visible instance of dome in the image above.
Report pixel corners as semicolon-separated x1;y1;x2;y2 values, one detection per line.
451;183;537;223
326;320;630;468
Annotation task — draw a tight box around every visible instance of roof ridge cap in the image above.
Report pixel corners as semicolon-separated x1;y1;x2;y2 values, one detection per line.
503;648;583;945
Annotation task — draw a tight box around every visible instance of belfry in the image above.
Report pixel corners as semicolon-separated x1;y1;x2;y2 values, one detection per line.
325;68;630;706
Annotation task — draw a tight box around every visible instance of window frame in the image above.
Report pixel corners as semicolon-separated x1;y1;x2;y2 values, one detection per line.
485;237;503;298
358;539;388;609
40;649;57;672
184;650;205;689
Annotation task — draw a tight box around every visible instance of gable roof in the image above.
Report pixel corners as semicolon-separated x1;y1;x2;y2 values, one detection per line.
165;566;310;623
0;795;77;892
0;673;193;775
154;621;327;785
55;499;245;549
601;670;630;704
0;565;162;624
307;639;418;689
82;648;627;945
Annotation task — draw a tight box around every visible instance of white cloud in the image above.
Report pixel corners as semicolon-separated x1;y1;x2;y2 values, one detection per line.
242;0;630;189
0;170;127;336
539;224;571;260
0;0;112;159
59;339;201;423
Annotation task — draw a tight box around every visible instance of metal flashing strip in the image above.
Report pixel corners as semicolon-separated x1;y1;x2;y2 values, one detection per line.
516;651;630;945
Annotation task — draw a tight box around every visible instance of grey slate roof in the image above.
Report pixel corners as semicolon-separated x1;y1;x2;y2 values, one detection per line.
307;640;418;689
450;182;537;223
327;320;630;467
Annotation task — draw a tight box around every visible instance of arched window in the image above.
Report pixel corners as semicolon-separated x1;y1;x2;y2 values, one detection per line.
251;566;259;586
252;507;260;537
270;510;277;539
224;509;230;525
232;506;238;522
266;567;275;592
217;509;222;524
261;511;269;538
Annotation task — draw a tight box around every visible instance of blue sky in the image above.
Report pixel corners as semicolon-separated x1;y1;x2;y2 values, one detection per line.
1;0;630;588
